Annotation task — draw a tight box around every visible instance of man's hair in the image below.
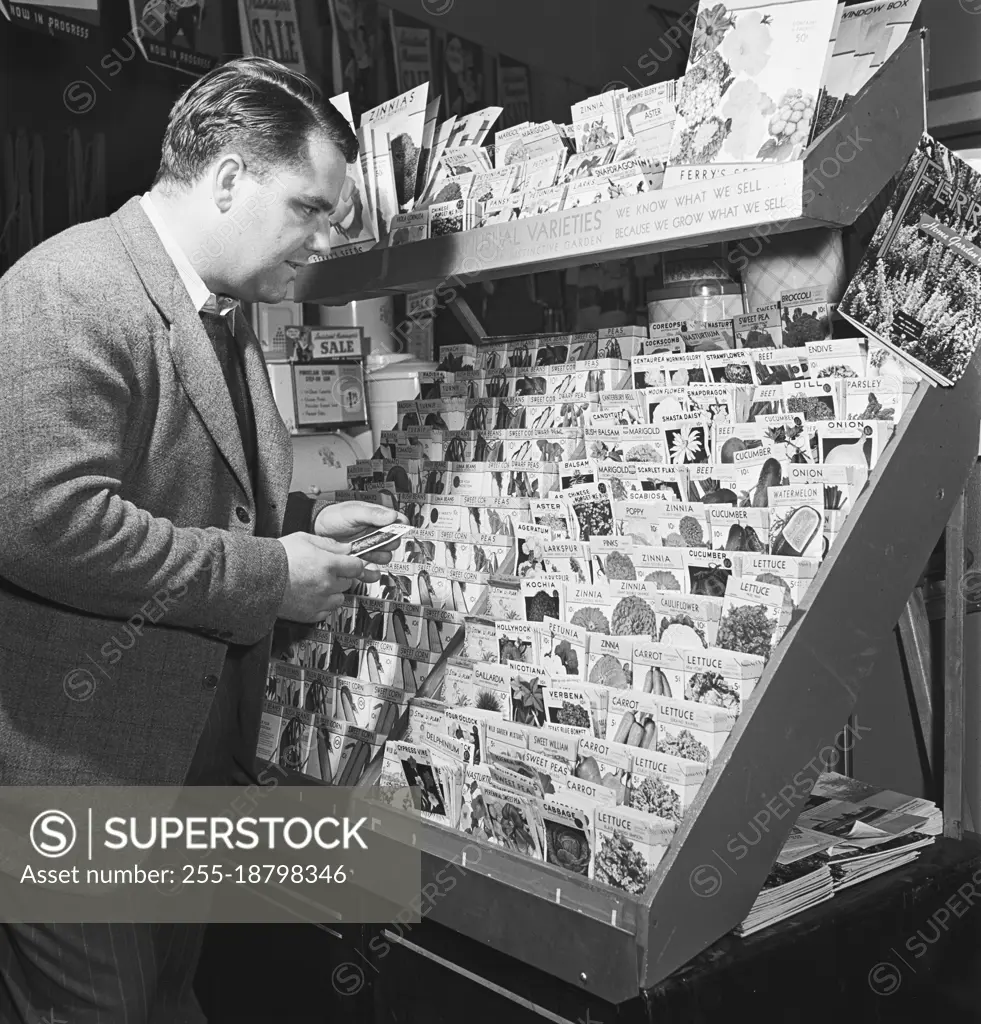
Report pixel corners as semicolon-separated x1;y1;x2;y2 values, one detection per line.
153;56;358;188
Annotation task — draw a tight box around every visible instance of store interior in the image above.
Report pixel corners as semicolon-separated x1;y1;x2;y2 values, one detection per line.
3;1;981;1021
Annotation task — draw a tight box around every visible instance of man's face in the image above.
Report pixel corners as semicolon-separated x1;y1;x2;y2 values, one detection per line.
217;133;348;304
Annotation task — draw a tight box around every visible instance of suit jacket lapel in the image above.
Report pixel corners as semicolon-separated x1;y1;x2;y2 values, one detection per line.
232;308;293;532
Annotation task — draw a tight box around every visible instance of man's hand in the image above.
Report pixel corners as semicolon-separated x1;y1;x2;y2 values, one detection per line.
277;533;379;623
314;500;408;566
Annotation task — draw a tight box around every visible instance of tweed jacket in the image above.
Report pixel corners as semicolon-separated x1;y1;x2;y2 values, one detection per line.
0;196;320;789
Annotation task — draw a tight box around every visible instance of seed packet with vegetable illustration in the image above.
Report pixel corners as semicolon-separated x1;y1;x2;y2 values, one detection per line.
683;547;736;598
751;345;809;386
734;550;821;610
607;690;660;751
731;443;785;507
329;634;364;678
558;773;618;808
655;696;736;764
805;338;867;381
420;606;466;657
787;463;861;517
275;708;315;776
717;576;791;662
332;677;409;736
817;420;893;473
584;637;635;698
843;376;913;422
767;484;825;559
575;736;633;805
780;286;833;347
543;795;596;877
682;646;766;712
755;412;817;463
653;592;723;648
630;749;706;822
708;505;771;553
686;464;740;506
632;642;685;701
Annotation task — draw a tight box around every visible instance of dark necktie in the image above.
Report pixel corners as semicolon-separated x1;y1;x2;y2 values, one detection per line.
199;308;258;493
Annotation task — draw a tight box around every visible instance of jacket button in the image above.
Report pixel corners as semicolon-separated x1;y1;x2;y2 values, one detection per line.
236;507;251;524
203;674;218;689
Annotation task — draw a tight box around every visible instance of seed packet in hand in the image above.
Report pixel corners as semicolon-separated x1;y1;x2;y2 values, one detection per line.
349;522;413;556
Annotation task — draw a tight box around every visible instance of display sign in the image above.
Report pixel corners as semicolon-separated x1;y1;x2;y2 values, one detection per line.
328;0;383;115
129;0;224;77
238;0;305;74
388;8;433;94
442;34;485;118
6;0;100;42
286;325;364;361
292;363;367;428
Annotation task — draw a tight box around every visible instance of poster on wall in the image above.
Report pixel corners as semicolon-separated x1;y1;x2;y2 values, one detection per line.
129;0;225;77
496;54;531;129
387;8;433;94
238;0;305;74
442;34;484;118
5;0;100;42
328;0;383;119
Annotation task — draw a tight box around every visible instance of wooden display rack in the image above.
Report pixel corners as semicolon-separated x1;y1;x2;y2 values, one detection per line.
264;31;979;1005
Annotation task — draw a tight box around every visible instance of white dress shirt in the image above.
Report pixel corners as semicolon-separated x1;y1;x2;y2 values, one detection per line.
139;192;237;317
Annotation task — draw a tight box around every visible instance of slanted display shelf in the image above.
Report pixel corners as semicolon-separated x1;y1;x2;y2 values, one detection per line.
296;34;926;308
258;30;979;1007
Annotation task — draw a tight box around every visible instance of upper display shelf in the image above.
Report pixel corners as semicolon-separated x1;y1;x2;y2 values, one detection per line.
297;33;927;308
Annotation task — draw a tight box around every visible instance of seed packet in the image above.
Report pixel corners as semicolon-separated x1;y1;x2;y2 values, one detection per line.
267;663;305;709
661;414;712;466
767;484;825;559
521;575;566;622
442;657;475;708
333;677;409;736
304;674;334;719
504;665;547;728
843;376;912;422
731;444;785;508
756;413;817;463
631;642;685;701
783;378;844;422
486;717;534;755
653;501;709;549
419;606;466;657
747;384;786;420
806;338;867;381
683;547;735;598
558;458;596;490
565;582;613;636
655;696;735;765
534;619;588;682
608;579;661;639
779;287;832;348
636;548;687;592
558;773;617;809
653;593;723;649
682;646;766;712
597;388;647;425
817;420;893;473
462;616;499;664
589;537;640;585
464;495;532;537
470;662;513;719
487;576;524;622
496;621;538;666
575;736;633;806
543;684;598;736
256;702;283;763
565;484;615;540
734;307;783;350
701;350;757;386
586;633;636;690
403;697;448;746
607;690;659;750
617;425;669;465
786;463;861;517
446;708;489;766
707;506;770;554
541;540;593;584
542;795;596;877
685;384;737;430
528;727;581;767
386;738;453;822
717;577;792;662
735;551;821;611
630;748;706;822
515;523;553;578
329;633;363;677
613;500;662;547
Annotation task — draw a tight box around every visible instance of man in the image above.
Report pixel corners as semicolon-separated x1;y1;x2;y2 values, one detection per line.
0;57;398;1022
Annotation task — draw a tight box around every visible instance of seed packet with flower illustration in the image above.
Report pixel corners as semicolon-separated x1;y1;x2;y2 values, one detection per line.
403;697;448;747
717;576;791;662
596;389;647;426
586;633;637;693
707;505;771;553
561;146;616;183
630;748;706;822
735;307;783;350
631;354;669;389
479;779;545;860
613;501;662;547
661;414;713;466
543;684;599;736
685;384;736;429
617;425;670;465
462;615;500;665
446;708;490;767
565;582;614;636
572;92;623;153
668;0;840;169
631;641;685;702
654;592;724;648
609;579;661;639
565;484;616;541
683;547;736;598
596;462;670;502
652;500;710;549
681;325;732;353
589;537;642;585
515;522;552;578
805;338;867;381
470;662;513;719
521;574;567;623
558;459;597;490
531;498;577;540
441;657;475;709
519;185;569;219
635;548;687;593
533;619;589;683
527;727;582;767
590;157;650;200
496;621;539;667
702;350;758;386
655;696;736;764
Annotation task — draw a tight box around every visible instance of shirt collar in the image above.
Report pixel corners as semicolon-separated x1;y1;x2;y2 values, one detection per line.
139;192;239;317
